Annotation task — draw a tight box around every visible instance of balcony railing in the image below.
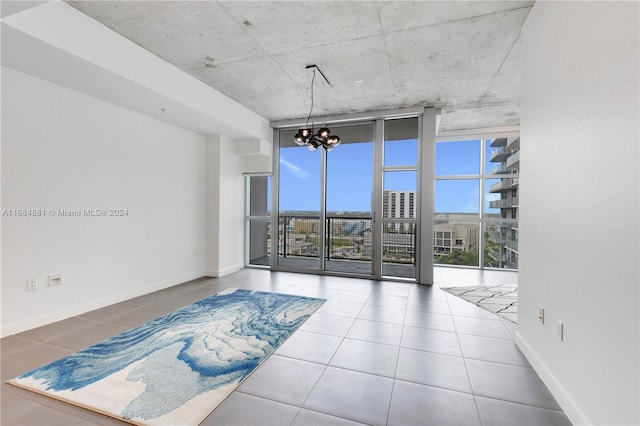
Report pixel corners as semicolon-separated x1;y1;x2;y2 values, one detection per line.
490;147;510;162
489;164;511;174
487;231;503;243
489;197;519;209
278;215;516;270
278;215;415;265
278;215;321;258
506;150;520;168
487;248;503;261
489;178;516;192
327;217;372;261
490;199;511;208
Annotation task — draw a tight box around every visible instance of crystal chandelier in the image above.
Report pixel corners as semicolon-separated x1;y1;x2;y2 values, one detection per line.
294;65;341;152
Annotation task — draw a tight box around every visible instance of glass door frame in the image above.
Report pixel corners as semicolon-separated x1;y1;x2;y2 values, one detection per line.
323;123;376;276
271;107;432;282
244;173;272;269
379;117;420;281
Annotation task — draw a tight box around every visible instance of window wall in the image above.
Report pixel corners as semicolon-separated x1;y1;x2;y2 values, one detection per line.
382;117;419;278
434;134;520;269
271;110;425;281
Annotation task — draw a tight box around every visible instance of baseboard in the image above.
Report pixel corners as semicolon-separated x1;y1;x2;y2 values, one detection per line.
0;270;206;337
206;264;244;278
514;331;589;425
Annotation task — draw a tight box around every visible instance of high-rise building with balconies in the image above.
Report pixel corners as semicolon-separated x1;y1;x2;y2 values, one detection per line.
487;137;520;269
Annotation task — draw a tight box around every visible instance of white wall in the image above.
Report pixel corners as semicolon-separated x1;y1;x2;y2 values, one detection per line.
205;135;245;277
1;67;207;336
2;1;269;139
517;2;639;425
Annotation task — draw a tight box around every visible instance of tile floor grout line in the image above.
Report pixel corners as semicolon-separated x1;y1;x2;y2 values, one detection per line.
285;298;356;417
451;297;485;425
473;394;487;426
385;377;398;426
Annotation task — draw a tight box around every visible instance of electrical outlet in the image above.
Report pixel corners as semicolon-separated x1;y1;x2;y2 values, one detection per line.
27;278;37;291
538;307;544;324
49;274;63;287
556;320;564;341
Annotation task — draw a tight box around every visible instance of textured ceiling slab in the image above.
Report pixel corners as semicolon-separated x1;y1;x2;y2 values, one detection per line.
66;0;533;131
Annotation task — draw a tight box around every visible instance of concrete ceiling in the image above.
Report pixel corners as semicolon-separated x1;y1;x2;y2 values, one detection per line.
66;1;533;132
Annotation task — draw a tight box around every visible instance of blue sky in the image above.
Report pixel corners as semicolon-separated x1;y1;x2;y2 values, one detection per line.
279;138;502;213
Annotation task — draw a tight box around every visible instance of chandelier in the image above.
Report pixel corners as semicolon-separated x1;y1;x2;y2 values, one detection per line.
294;65;341;152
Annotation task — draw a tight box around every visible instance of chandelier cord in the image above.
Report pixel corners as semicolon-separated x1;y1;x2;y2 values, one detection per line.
293;65;340;151
306;68;316;128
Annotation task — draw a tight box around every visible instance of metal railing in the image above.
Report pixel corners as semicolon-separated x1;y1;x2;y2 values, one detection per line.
489;178;516;192
489;199;511;208
505;238;519;252
489;197;519;209
487;231;503;243
326;216;372;261
489;164;509;174
278;215;321;258
490;146;505;160
278;215;415;265
506;150;520;168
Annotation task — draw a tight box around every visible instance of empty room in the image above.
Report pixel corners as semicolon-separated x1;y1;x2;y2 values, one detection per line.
1;1;638;425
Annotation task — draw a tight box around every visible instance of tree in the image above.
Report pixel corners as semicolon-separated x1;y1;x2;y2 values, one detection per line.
437;250;478;266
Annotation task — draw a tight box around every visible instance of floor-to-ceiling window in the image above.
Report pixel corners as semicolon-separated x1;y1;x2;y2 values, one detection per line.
434;133;519;270
381;117;419;279
276;129;322;272
272;109;424;281
484;136;520;269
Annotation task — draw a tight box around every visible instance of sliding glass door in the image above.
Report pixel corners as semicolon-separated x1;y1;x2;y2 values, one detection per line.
277;129;322;271
324;124;374;275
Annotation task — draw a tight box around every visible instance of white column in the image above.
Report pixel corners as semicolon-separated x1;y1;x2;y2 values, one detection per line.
418;108;438;284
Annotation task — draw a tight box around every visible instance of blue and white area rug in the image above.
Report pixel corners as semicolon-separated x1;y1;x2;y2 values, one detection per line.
8;288;325;425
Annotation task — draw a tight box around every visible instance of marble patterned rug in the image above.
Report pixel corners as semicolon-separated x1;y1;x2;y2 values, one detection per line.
442;285;518;323
8;288;325;425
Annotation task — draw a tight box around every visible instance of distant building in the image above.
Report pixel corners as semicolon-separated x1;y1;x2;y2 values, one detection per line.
433;222;479;256
382;190;415;223
379;191;480;260
363;229;415;260
291;218;319;234
487;137;520;269
283;234;314;256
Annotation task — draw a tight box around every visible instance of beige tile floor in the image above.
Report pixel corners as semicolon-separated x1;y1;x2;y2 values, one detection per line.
1;267;571;425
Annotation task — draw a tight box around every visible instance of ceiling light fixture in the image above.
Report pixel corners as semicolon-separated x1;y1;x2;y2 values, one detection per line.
294;65;341;152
